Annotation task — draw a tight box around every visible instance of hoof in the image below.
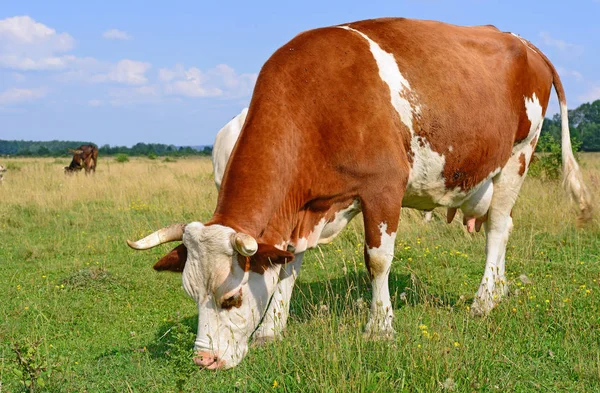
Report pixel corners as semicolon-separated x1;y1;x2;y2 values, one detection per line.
470;298;494;317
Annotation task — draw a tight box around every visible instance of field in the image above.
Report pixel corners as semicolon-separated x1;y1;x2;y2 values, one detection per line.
0;155;599;392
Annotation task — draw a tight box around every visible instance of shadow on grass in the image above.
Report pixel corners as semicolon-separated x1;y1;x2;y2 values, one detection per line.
94;314;198;362
145;314;199;360
95;270;464;363
290;271;465;324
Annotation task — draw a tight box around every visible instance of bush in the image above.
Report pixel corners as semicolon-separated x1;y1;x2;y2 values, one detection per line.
147;152;157;160
163;157;177;163
115;154;129;163
529;134;582;180
165;318;197;392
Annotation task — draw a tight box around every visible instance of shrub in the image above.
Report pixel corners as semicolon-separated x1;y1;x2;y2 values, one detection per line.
115;153;129;163
147;152;157;160
165;318;197;392
528;134;582;180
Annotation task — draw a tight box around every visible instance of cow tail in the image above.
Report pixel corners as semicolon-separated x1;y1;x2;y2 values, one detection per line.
520;36;594;224
544;52;593;224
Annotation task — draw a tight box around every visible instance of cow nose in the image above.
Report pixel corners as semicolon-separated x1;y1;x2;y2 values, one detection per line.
193;351;226;370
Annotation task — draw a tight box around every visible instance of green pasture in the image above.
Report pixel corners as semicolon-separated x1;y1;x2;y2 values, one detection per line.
0;156;598;392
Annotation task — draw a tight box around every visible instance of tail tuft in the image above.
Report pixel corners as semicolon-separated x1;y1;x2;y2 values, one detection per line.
559;102;594;225
562;156;594;225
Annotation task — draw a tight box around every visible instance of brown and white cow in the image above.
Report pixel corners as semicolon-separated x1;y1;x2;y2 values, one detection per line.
128;18;592;369
64;144;98;175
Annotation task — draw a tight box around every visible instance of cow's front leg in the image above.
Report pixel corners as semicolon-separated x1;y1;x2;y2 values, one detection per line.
252;252;304;345
361;198;401;339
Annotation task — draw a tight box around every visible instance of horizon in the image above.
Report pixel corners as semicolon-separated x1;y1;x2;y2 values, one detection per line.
1;1;599;147
0;138;210;150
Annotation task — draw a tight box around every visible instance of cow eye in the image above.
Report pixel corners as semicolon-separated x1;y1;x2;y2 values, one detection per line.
221;294;242;310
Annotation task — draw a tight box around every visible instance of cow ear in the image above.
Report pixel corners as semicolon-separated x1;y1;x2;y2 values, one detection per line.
153;244;187;272
242;243;294;274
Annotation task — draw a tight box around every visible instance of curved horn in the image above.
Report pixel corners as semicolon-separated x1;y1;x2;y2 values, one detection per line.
127;223;186;250
230;233;258;256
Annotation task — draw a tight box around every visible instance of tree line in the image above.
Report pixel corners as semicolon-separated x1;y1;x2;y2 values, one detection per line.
0;140;212;157
541;99;600;151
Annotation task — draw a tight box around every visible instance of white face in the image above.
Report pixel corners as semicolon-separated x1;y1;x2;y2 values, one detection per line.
181;222;281;369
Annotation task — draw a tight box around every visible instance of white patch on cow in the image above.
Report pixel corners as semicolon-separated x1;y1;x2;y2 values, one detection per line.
365;222;396;335
338;25;415;134
460;179;493;218
524;94;542;139
366;223;396;269
337;26;454;210
289;200;361;253
319;200;361;243
253;252;305;341
274;241;287;251
212;108;249;190
510;32;539;55
509;93;544;177
448;145;453;152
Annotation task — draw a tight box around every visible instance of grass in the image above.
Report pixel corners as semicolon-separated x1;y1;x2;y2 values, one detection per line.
0;155;599;392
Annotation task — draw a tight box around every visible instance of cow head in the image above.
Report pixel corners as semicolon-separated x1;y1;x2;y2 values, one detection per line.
65;149;84;174
127;222;293;369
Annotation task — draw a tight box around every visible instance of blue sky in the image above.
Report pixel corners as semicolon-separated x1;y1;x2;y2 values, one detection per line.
1;0;599;147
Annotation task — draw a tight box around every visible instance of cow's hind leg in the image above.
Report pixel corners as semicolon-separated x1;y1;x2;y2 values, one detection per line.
252;252;304;345
471;148;534;315
361;195;402;338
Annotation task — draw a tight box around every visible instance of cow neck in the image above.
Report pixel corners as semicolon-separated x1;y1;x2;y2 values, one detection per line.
207;111;304;245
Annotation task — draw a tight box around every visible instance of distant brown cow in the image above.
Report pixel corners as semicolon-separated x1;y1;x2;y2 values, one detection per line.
64;145;98;175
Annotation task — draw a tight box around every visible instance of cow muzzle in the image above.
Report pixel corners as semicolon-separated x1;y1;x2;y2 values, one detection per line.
193;351;227;370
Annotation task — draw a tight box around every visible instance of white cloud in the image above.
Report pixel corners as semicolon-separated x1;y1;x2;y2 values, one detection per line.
158;67;177;82
0;87;46;105
539;32;584;56
579;84;600;103
0;16;78;70
161;64;257;98
0;16;73;49
92;59;151;85
556;67;584;82
102;29;132;41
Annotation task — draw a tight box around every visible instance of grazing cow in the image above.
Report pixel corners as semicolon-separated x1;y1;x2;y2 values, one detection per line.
64;144;98;175
0;164;5;184
212;108;249;190
128;18;592;369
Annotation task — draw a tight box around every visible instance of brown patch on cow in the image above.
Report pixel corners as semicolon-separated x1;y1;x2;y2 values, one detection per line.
237;244;295;274
518;153;527;176
530;135;539;148
153;244;187;272
221;288;243;310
